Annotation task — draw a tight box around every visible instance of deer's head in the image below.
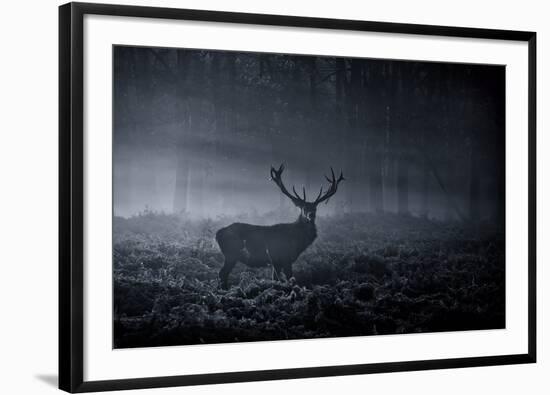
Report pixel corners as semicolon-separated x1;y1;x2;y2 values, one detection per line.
270;164;345;223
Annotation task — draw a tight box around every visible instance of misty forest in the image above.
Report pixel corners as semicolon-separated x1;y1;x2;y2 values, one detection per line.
113;46;505;348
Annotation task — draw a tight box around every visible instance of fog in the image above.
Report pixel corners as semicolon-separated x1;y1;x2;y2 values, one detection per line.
113;46;505;223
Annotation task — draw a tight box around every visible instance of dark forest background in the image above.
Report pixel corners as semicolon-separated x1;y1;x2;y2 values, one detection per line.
113;46;505;222
113;46;506;348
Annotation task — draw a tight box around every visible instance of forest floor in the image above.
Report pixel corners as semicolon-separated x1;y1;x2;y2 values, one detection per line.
113;210;505;348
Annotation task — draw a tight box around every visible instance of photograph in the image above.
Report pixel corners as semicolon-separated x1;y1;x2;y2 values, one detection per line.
0;0;543;393
112;46;506;349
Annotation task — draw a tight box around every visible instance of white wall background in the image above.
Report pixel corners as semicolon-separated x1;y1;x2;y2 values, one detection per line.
0;0;547;393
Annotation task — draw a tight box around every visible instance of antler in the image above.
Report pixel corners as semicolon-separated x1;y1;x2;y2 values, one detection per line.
270;164;344;207
270;164;307;207
313;167;345;205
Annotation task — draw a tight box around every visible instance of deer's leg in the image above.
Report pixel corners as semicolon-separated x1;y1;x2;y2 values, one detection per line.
219;259;236;290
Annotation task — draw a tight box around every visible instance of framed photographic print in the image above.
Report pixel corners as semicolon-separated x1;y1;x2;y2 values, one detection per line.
59;2;536;392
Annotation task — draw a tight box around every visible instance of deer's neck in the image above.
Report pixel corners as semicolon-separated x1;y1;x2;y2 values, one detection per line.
295;216;317;245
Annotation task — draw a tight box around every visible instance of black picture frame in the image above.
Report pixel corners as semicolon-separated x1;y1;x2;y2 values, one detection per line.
59;2;537;392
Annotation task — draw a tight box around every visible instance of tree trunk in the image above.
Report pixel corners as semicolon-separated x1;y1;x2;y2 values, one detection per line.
222;54;237;211
369;152;384;213
335;58;347;214
122;48;140;214
135;48;157;210
305;57;317;191
173;153;189;214
469;141;481;222
397;154;409;215
368;62;389;214
420;157;430;218
172;49;190;213
345;59;362;213
191;166;205;218
395;63;409;216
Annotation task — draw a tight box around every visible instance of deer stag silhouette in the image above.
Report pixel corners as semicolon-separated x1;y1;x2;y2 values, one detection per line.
215;164;344;289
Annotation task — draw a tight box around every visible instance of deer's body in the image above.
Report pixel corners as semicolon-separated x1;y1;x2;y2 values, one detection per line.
216;164;343;289
216;217;317;285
